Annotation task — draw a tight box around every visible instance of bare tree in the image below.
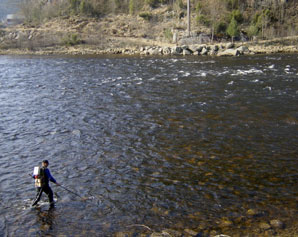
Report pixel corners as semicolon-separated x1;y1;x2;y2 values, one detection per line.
209;0;225;42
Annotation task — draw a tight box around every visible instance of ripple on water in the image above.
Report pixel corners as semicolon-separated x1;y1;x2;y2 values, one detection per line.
0;54;297;236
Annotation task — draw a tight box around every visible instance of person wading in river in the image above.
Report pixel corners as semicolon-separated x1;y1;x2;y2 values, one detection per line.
32;160;60;207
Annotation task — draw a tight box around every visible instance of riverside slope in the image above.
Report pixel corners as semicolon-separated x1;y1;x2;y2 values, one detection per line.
1;13;298;56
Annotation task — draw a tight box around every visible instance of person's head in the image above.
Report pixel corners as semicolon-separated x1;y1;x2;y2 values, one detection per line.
42;160;49;168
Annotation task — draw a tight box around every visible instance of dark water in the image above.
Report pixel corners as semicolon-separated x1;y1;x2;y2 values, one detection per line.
0;54;297;236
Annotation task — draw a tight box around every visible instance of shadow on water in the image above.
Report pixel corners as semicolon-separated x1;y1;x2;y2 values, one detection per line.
33;206;56;235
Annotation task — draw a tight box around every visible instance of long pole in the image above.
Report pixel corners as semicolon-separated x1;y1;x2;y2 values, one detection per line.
187;0;190;37
59;185;84;199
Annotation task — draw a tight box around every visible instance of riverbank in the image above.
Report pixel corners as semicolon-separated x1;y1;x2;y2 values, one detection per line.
1;35;298;57
1;39;298;57
1;13;298;57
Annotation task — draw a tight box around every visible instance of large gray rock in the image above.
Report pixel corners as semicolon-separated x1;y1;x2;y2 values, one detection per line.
200;47;208;55
162;47;171;55
236;46;250;55
226;42;234;49
183;48;193;55
147;47;161;55
198;33;211;43
171;46;183;55
217;48;240;56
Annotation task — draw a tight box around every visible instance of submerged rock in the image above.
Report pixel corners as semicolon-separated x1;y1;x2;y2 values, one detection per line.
219;219;233;228
259;222;271;230
162;229;182;237
270;219;285;229
246;208;263;217
184;228;198;236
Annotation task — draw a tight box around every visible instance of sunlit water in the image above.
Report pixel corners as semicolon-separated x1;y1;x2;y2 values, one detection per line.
0;54;297;236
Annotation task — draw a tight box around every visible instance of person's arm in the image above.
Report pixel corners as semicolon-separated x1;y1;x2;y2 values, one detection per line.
45;169;57;183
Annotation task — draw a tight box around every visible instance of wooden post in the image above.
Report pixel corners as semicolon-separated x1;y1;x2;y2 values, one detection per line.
187;0;190;37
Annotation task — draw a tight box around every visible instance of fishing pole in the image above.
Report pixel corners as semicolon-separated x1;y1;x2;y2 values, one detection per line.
59;185;84;199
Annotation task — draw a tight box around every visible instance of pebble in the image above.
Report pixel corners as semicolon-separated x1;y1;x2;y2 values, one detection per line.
259;222;271;230
162;229;181;237
219;218;233;228
270;219;285;229
246;209;262;217
150;232;165;237
184;228;198;236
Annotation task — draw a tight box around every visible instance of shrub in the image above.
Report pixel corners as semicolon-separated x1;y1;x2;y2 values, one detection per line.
225;0;238;10
69;0;80;14
226;16;239;40
229;9;243;23
139;12;153;21
63;34;82;46
215;21;227;34
79;0;95;15
196;15;210;27
163;28;173;41
145;0;159;8
247;24;259;38
129;0;135;15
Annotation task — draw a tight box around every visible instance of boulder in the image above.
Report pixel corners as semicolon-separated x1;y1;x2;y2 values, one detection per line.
226;42;234;49
210;45;219;51
147;47;160;55
183;48;193;55
236;46;250;55
188;44;200;52
217;48;240;56
198;33;211;43
162;47;171;55
171;46;183;55
200;47;208;55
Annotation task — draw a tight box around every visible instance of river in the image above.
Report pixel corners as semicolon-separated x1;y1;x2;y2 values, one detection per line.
0;54;297;236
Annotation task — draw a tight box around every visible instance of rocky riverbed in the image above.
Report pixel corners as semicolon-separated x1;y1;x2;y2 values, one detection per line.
112;212;296;237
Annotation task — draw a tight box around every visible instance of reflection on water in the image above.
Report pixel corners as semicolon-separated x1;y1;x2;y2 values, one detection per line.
0;54;297;236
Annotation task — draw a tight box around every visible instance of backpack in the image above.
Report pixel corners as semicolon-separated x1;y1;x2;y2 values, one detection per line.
34;167;47;187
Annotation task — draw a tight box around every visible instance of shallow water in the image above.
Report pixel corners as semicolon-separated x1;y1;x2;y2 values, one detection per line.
0;54;297;236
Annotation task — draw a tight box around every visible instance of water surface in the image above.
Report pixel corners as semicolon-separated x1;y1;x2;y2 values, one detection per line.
0;54;297;236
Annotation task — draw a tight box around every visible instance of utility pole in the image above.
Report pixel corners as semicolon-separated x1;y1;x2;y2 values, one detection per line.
187;0;190;37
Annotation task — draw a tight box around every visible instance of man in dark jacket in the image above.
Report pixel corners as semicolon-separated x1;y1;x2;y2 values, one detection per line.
32;160;60;207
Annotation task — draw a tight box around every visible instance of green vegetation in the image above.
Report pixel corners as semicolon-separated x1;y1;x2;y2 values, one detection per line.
129;0;135;15
226;17;239;41
145;0;159;8
63;33;82;46
163;28;173;42
19;0;297;40
139;12;153;21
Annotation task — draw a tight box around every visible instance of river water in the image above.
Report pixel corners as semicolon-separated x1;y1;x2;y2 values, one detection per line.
0;54;297;236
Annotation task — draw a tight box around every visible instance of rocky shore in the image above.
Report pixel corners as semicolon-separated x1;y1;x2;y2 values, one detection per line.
1;37;298;57
0;40;298;57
